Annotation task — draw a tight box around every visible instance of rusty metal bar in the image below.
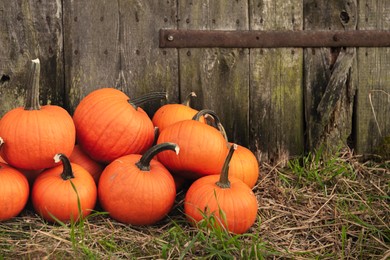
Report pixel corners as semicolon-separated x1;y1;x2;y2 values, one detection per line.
159;29;390;48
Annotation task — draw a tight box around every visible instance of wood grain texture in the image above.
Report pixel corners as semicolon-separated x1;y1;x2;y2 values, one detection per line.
63;0;178;115
249;0;304;163
178;0;250;147
1;0;389;160
354;0;390;155
0;0;63;116
303;0;357;151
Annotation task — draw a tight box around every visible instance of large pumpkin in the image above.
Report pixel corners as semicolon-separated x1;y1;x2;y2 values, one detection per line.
0;59;75;170
73;88;165;163
152;92;204;132
98;142;178;225
32;154;97;223
0;162;29;221
156;109;228;180
184;144;258;234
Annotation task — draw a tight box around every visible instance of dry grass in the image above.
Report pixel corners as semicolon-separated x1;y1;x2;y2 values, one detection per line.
0;148;389;259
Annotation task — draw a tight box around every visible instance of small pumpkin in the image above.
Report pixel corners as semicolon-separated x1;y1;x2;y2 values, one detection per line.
152;92;204;132
206;118;259;188
157;109;228;180
0;59;75;170
98;142;178;225
73;88;166;163
184;144;258;234
69;144;105;184
31;154;97;223
0;162;29;221
228;143;259;188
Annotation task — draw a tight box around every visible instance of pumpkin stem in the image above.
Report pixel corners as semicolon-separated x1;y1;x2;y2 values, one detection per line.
182;92;197;106
192;109;229;141
204;115;229;142
130;92;167;109
54;153;75;180
153;126;159;145
24;58;41;110
136;142;179;171
216;143;237;189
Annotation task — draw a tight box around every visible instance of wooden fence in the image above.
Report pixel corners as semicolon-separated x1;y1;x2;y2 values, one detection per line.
1;0;389;163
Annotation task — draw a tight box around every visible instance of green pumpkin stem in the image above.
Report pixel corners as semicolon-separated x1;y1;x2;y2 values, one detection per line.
216;144;237;189
24;58;41;110
130;92;167;109
136;142;179;171
182;92;197;106
192;109;229;141
54;153;75;180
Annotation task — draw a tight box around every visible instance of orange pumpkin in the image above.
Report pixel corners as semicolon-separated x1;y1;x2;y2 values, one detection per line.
228;143;259;188
0;155;42;186
69;144;105;184
205;118;259;188
184;144;258;234
157;109;228;180
152;92;205;132
32;154;97;223
0;59;75;170
73;88;165;163
0;162;29;221
98;143;178;225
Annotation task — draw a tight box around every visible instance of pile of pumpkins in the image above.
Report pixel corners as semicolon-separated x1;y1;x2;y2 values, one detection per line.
0;59;259;234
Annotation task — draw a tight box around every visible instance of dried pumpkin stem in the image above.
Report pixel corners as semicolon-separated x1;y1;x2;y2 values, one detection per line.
181;91;197;106
130;92;167;109
192;109;229;141
54;153;75;180
216;143;237;189
24;58;41;110
136;142;179;171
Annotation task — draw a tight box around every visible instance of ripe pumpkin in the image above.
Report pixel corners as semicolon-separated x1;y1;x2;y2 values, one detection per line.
205;118;259;189
228;143;259;188
184;144;258;234
69;144;105;184
32;154;97;223
0;162;29;221
98;142;178;225
157;109;228;180
0;59;75;170
73;88;166;163
152;92;205;132
0;155;42;186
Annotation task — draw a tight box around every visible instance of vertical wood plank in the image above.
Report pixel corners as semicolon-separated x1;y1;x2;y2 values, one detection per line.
354;0;390;155
0;0;63;116
178;0;250;146
64;0;178;115
303;0;357;152
249;0;304;163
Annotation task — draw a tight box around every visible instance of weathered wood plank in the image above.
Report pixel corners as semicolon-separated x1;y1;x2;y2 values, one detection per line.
303;0;357;152
354;0;390;156
178;0;250;147
0;0;63;116
249;0;304;163
63;0;178;115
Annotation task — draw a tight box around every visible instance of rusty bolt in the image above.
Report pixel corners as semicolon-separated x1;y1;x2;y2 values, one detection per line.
167;35;174;41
